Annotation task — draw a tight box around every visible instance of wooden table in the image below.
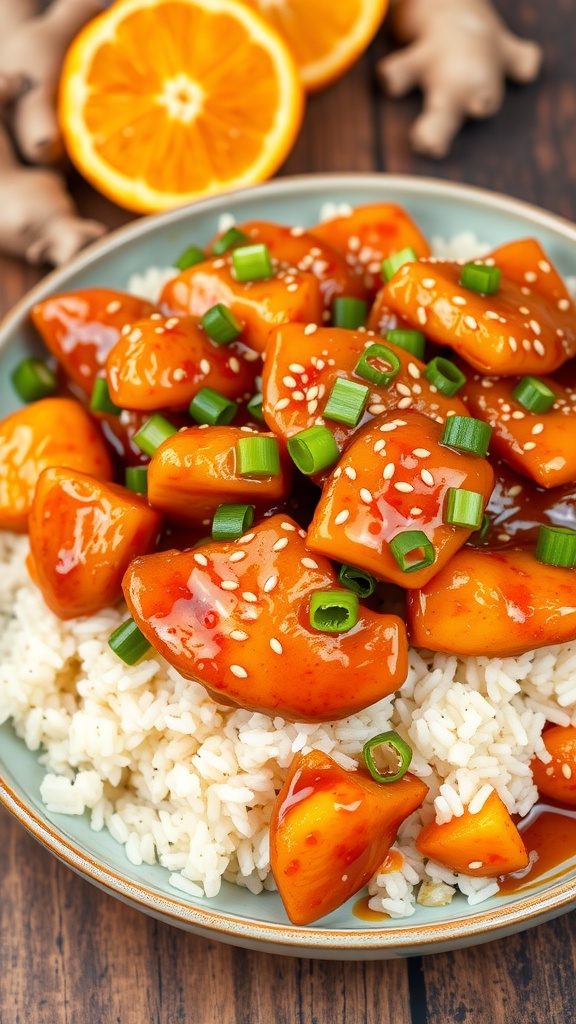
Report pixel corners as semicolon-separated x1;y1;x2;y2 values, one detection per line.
2;3;576;1021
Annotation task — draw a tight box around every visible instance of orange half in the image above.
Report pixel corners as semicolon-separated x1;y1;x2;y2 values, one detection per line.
59;0;304;213
242;0;388;91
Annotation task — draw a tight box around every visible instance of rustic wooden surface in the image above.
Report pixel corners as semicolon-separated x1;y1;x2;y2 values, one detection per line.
2;2;576;1022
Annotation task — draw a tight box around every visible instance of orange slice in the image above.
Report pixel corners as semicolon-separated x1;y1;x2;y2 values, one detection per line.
242;0;388;91
59;0;304;213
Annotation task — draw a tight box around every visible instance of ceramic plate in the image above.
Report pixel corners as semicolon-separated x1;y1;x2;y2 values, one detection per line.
1;174;576;959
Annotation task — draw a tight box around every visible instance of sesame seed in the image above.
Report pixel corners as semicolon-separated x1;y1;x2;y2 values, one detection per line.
485;311;500;321
231;630;249;641
562;764;572;779
193;553;208;566
397;396;413;409
283;375;297;388
273;537;289;552
509;337;518;351
374;439;386;453
529;320;542;336
532;423;544;435
333;467;342;479
421;469;435;486
230;664;248;678
368;404;386;415
468;861;483;870
274;398;290;411
199;359;211;375
281;521;296;531
522;339;532;351
121;325;131;336
359;488;373;503
410;507;423;516
308;399;318;414
519;307;530;315
154;326;165;335
464;315;478;330
394;481;414;493
523;441;536;451
306;385;319;401
287;283;298;292
334;509;350;525
413;448;431;458
106;300;122;314
538;260;551;273
301;557;318;569
524;271;537;283
558;298;571;311
270;638;283;655
292;390;305;401
150;313;162;321
422;277;436;289
290;226;305;237
396;383;411;397
212;258;226;269
229;551;247;562
173;368;186;381
316;359;325;370
512;410;525;420
304;323;318;335
545;767;555;776
380;422;398;432
238;533;255;544
497;533;511;542
348;235;361;252
229;357;241;374
407;363;420;379
345;466;357;480
534;340;545;356
452;296;467;306
129;328;143;342
242;591;258;602
264;575;278;593
416;307;427;325
289;363;306;374
221;580;239;591
508;485;523;497
383;463;395;479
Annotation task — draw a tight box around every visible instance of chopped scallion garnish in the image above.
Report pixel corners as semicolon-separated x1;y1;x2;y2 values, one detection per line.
212;503;255;541
125;466;148;495
385;329;426;360
363;731;412;783
174;245;205;271
332;296;368;330
108;618;151;665
445;487;485;529
389;530;435;573
424;357;466;397
11;357;57;403
440;415;492;457
309;589;359;633
201;303;242;344
354;343;401;389
535;525;576;568
212;227;249;256
247;393;265;422
189;388;238;426
287;425;339;475
236;435;280;477
133;414;178;456
382;247;418;282
90;377;122;416
460;262;502;295
232;243;273;283
338;564;376;598
512;376;556;414
324;377;369;427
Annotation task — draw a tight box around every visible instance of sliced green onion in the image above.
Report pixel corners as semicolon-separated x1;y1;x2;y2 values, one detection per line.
385;329;425;360
133;414;178;456
460;262;502;295
512;376;556;414
247;393;264;422
201;303;242;344
354;343;401;389
440;415;492;457
363;731;412;783
236;435;280;477
424;357;466;397
11;357;57;402
382;247;418;282
477;513;491;541
332;296;368;330
212;503;255;540
90;377;122;416
309;589;359;633
445;487;485;529
338;564;376;598
324;377;369;427
535;525;576;568
287;425;339;475
389;530;435;573
125;466;148;495
232;243;273;283
189;388;238;426
174;245;205;271
108;618;151;665
212;226;249;256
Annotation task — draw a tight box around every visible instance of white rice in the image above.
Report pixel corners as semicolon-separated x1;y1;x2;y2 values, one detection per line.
2;228;575;920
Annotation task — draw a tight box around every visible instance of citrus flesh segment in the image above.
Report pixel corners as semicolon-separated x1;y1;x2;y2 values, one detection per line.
243;0;388;91
59;0;304;212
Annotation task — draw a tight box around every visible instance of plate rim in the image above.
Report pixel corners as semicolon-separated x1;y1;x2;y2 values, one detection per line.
2;171;576;954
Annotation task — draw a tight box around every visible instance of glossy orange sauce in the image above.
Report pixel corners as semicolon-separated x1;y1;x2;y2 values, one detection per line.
352;849;403;921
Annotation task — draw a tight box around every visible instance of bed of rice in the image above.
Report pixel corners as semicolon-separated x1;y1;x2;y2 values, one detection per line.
1;222;576;921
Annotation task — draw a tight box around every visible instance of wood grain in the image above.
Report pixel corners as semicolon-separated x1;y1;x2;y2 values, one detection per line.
2;2;576;1022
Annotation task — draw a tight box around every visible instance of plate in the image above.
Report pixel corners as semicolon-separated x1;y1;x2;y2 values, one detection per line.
1;174;576;959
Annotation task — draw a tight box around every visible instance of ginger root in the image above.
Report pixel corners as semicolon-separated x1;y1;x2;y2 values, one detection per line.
378;0;542;158
0;121;105;266
0;0;104;165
